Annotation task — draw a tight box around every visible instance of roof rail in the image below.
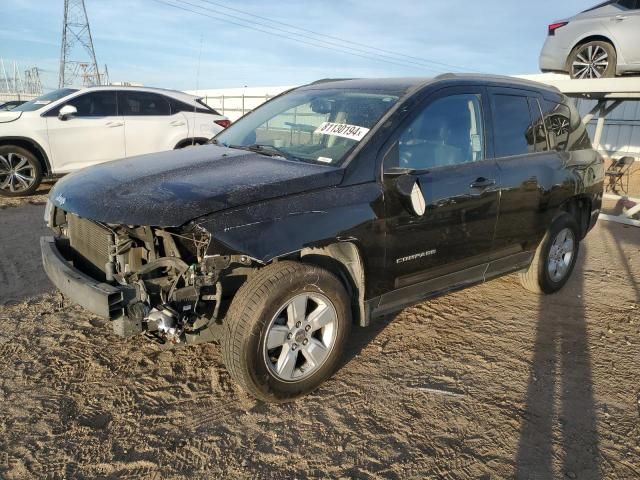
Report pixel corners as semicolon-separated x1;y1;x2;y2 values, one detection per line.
308;78;357;85
433;73;456;80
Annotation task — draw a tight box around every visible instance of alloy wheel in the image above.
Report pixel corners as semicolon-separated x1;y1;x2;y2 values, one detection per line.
0;152;36;194
547;227;575;282
263;292;338;382
571;45;609;79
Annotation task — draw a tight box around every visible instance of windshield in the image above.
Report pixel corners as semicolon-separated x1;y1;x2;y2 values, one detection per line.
12;88;78;112
214;88;401;166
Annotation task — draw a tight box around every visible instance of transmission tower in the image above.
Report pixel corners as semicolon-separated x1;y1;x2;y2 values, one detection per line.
23;67;43;95
59;0;104;88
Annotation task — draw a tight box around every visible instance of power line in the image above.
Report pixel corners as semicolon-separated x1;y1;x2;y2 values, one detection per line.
154;0;441;72
150;0;448;73
193;0;474;72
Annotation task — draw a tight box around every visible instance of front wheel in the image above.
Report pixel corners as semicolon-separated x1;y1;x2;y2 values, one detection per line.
0;146;42;197
520;213;580;294
568;41;616;79
222;261;352;402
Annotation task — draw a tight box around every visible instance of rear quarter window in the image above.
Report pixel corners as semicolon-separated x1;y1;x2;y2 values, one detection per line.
542;100;592;152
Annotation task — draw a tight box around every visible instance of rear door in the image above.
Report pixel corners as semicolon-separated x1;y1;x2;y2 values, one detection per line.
119;91;188;157
380;86;500;310
488;88;561;269
45;90;125;172
608;0;640;64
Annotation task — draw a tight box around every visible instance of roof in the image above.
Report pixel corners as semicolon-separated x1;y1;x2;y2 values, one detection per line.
298;74;561;96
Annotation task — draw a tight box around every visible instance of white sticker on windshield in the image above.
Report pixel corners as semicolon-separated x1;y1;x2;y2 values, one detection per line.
314;122;370;141
471;134;482;152
34;100;51;105
317;156;333;163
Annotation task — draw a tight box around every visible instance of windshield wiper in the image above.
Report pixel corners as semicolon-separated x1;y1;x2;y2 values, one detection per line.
230;144;297;161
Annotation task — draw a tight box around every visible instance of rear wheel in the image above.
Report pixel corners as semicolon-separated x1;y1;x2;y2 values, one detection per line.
568;41;616;79
0;145;42;197
222;261;351;402
520;213;580;294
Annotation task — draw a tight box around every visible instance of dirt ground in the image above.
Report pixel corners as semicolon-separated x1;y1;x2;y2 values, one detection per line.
0;199;639;480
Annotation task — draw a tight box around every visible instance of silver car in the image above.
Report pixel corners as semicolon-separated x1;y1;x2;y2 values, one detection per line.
540;0;640;79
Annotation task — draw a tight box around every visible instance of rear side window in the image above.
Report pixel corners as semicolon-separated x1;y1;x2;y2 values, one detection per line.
617;0;639;10
528;98;549;152
491;94;536;157
542;100;592;151
119;91;171;116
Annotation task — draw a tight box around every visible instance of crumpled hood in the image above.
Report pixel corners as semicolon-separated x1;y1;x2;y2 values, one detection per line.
50;145;344;227
0;111;22;123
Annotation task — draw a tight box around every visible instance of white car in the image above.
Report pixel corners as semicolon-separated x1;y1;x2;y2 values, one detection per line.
0;86;230;196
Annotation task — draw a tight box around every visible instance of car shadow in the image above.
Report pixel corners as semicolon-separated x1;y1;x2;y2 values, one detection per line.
339;312;400;370
515;244;602;479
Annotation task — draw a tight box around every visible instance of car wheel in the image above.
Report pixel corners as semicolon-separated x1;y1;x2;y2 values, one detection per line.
520;213;580;294
222;260;352;402
568;41;616;79
176;140;202;149
0;145;43;197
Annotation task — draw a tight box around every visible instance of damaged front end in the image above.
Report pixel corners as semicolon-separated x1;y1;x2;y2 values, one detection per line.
43;205;254;344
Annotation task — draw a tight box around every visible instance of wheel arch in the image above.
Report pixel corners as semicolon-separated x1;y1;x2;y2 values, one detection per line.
0;136;52;176
568;34;618;67
174;137;209;149
558;195;592;240
294;242;368;328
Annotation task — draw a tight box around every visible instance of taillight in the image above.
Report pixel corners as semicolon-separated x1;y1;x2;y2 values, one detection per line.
215;119;231;129
548;22;568;36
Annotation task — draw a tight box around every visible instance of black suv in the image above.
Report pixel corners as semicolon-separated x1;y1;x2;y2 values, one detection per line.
41;75;604;402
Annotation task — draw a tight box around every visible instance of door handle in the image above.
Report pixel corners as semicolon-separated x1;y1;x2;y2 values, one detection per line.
470;177;496;189
170;120;186;127
105;121;124;128
612;15;627;21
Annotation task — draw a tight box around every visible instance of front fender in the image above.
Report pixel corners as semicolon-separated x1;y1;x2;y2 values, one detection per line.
196;183;385;264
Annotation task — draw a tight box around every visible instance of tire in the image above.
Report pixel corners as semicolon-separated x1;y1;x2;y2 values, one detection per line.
568;41;616;79
0;145;42;197
176;139;204;149
222;261;352;402
519;213;580;294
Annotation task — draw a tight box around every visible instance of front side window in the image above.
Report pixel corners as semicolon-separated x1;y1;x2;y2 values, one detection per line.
119;91;170;116
394;93;485;170
59;91;118;117
492;94;535;157
214;88;402;166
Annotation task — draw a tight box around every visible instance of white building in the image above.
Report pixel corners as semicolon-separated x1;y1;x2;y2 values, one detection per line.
187;85;294;121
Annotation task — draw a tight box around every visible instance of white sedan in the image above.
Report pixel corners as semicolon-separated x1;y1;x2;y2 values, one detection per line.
0;86;230;196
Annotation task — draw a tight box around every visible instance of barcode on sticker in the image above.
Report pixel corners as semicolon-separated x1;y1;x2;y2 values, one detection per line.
314;122;370;141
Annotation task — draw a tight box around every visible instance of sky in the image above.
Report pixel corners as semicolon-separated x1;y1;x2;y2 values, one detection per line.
1;0;599;92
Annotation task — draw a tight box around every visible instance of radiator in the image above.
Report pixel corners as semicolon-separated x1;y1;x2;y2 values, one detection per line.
67;214;113;277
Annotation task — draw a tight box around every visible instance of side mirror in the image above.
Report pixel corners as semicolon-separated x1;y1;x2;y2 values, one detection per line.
394;173;426;217
58;104;77;121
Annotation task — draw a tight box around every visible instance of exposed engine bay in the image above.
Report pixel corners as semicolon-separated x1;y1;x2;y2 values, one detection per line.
48;207;254;344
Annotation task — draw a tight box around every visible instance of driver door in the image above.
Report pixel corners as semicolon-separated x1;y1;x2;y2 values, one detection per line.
379;87;500;310
45;90;126;173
